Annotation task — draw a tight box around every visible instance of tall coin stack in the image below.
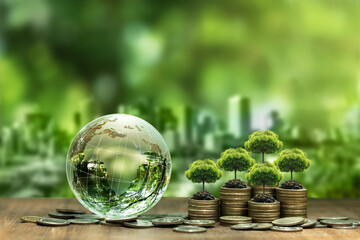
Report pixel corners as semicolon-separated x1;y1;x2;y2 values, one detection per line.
248;200;280;223
188;199;219;221
276;188;307;218
220;187;251;216
249;183;277;199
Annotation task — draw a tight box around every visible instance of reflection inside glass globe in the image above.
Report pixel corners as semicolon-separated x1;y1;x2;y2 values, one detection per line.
66;114;171;217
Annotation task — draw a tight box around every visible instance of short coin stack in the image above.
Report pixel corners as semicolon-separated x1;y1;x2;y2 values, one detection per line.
220;187;251;216
276;188;307;218
248;200;280;223
220;216;252;226
188;198;219;221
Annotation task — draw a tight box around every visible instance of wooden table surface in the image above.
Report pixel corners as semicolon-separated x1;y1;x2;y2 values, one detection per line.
0;197;359;240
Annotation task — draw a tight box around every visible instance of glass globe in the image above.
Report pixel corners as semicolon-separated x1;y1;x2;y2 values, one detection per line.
66;114;171;217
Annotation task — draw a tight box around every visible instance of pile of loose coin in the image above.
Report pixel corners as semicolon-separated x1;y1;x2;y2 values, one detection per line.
20;209;216;233
229;216;360;232
20;209;360;233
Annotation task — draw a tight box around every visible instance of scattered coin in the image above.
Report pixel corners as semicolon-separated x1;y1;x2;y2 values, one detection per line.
68;218;99;224
301;219;317;228
271;226;303;232
173;226;207;233
318;216;349;221
99;220;122;227
152;217;184;226
320;220;353;226
348;220;360;226
37;218;70;227
48;211;76;219
231;223;258;230
272;217;305;227
123;220;154;228
105;216;138;223
314;222;328;228
74;214;105;220
252;223;273;230
20;216;42;223
332;225;358;229
56;209;86;214
184;220;215;227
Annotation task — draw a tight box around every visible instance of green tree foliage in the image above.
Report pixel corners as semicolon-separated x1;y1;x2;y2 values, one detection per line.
274;149;311;181
217;148;255;180
245;130;283;162
246;162;283;194
185;159;223;191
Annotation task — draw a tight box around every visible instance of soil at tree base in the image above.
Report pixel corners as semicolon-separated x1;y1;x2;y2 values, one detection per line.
252;193;276;203
192;191;215;200
224;179;247;189
279;180;304;189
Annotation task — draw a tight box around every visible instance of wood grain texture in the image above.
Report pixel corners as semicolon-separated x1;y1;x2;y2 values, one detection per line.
0;198;359;240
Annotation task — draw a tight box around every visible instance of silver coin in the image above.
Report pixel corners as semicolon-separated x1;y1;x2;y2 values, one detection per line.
173;226;207;233
74;214;105;220
123;220;154;228
56;209;86;214
48;211;76;219
99;220;122;227
166;213;188;218
332;225;358;229
20;216;42;223
152;217;184;226
348;220;360;226
252;223;273;230
37;218;70;226
314;222;328;228
272;217;305;227
318;216;349;221
271;226;303;232
68;218;99;224
184;219;215;227
320;220;353;226
105;216;138;223
301;219;317;228
231;223;258;230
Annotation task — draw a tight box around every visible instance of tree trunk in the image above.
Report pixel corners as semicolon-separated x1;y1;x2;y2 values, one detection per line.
262;152;265;163
262;183;265;194
234;169;237;179
291;170;293;181
202;181;205;192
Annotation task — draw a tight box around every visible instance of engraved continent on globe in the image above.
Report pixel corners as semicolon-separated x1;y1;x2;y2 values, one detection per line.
66;114;171;217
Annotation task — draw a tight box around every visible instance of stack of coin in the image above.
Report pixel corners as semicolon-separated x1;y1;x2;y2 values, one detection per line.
276;188;307;218
188;198;219;221
249;183;277;198
220;187;251;216
248;200;280;223
219;216;252;226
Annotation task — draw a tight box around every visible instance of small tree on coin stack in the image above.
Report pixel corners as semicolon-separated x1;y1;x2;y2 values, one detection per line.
185;159;223;221
245;130;283;198
217;148;255;216
274;148;311;218
246;162;283;223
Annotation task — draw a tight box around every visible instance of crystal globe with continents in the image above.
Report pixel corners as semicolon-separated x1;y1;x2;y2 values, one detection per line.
66;114;171;217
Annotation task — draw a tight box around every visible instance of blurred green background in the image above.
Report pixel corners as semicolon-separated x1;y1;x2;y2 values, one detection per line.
0;0;359;199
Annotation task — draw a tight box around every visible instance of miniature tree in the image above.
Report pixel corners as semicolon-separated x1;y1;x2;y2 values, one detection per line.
246;162;283;195
274;148;311;181
245;130;283;163
185;159;223;192
217;148;255;180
